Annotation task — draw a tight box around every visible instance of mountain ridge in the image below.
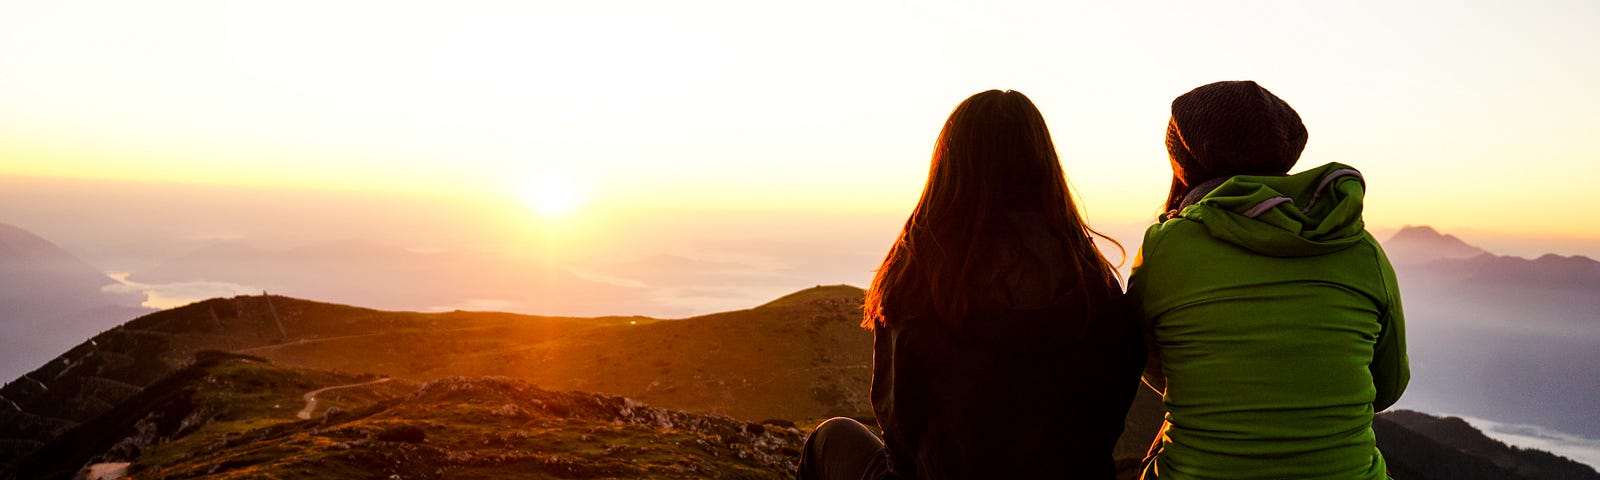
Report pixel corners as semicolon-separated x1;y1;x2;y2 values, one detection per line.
1382;225;1490;264
1376;410;1600;480
0;223;152;383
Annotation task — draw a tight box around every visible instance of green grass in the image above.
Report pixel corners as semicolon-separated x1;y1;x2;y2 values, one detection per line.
123;366;805;479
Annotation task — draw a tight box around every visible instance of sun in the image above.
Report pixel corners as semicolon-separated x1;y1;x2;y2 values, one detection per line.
517;173;587;218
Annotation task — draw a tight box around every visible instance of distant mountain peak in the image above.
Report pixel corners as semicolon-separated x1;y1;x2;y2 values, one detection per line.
1393;225;1443;236
1388;225;1481;250
1;223;150;382
1382;225;1490;264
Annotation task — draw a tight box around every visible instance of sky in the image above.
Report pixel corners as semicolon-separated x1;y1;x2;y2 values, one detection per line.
3;0;1600;312
4;1;1600;460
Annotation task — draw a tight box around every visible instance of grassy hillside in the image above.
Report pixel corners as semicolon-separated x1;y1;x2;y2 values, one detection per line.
12;351;414;479
420;285;871;421
0;286;865;473
17;357;802;479
0;295;641;473
217;285;872;421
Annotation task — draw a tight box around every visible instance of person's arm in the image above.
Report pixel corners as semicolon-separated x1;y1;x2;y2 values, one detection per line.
1127;238;1167;395
1370;249;1410;411
1140;321;1167;396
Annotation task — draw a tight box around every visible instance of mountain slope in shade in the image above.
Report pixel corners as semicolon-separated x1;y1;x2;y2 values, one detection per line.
0;223;143;318
1381;225;1490;264
1114;389;1600;480
1375;410;1600;480
0;223;151;383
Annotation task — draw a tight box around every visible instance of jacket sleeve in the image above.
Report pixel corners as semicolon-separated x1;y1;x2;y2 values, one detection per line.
1128;225;1168;395
1370;245;1410;412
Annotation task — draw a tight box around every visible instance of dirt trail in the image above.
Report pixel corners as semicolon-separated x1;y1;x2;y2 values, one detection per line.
297;378;392;420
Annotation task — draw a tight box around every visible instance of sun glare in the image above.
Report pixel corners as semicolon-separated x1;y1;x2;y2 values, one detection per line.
518;173;586;219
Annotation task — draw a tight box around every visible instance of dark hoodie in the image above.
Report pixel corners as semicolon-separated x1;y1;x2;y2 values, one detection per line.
871;214;1144;479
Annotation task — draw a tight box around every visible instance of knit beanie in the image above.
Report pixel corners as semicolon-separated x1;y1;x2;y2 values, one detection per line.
1166;81;1308;187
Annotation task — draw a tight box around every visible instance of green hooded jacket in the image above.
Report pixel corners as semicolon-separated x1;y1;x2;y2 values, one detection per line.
1129;162;1409;480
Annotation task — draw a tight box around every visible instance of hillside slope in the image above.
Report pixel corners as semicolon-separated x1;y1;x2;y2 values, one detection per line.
216;285;872;421
0;295;634;473
0;286;867;472
1377;410;1600;480
13;356;802;480
421;285;871;421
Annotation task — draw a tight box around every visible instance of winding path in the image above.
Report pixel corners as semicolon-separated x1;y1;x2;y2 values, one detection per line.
297;378;392;420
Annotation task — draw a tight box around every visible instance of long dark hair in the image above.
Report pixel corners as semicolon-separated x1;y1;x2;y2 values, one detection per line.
863;90;1119;330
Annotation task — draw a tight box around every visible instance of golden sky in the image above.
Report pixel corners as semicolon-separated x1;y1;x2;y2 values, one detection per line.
3;1;1598;240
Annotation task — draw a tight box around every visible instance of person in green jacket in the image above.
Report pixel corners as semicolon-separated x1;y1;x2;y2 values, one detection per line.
1130;80;1410;480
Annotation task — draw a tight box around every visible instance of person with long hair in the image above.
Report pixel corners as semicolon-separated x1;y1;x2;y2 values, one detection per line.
1130;81;1409;479
797;90;1143;480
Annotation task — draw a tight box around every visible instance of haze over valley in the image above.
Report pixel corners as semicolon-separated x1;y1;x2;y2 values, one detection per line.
3;213;1598;474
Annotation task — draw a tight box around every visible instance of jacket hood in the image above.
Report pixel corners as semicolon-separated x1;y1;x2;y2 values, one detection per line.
1173;162;1367;257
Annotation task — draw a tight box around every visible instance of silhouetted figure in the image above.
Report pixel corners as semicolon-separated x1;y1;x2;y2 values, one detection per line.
798;90;1143;480
1130;81;1409;479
